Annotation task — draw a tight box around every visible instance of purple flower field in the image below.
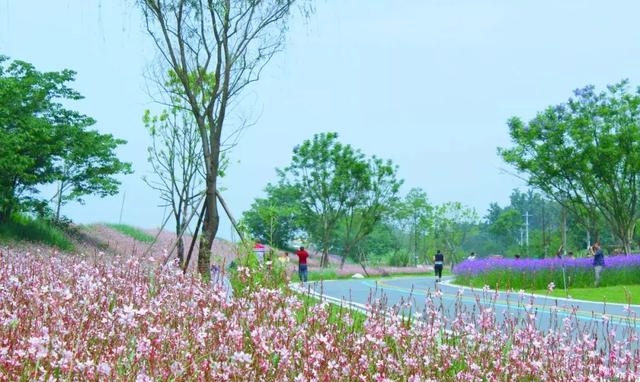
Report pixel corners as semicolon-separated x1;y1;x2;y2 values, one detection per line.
453;254;640;289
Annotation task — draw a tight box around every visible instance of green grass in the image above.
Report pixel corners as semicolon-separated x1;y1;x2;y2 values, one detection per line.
528;284;640;305
308;268;340;281
0;214;74;250
105;223;155;243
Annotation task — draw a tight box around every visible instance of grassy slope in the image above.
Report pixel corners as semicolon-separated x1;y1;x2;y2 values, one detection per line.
104;223;155;243
0;215;74;250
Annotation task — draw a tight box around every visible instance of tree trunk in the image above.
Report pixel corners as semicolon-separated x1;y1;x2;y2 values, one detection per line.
0;202;12;223
320;221;330;268
55;181;63;222
339;242;353;269
177;236;185;267
620;225;633;255
175;212;184;266
321;249;329;268
198;188;220;280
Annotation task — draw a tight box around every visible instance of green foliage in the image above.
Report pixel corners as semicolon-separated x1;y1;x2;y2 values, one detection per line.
105;224;155;243
499;80;640;253
53;128;132;219
428;202;479;264
488;208;521;245
228;246;292;296
357;223;400;259
0;214;73;250
307;268;339;281
386;249;412;267
279;132;402;266
391;188;432;257
0;55;131;223
241;183;302;249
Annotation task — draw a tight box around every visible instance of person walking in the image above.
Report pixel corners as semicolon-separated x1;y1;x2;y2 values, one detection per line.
295;246;309;283
434;249;444;282
591;242;605;287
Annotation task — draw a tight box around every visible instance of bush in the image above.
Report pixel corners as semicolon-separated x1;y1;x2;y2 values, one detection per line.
386;249;412;267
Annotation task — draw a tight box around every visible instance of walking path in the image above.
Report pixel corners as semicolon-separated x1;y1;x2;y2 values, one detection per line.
295;275;640;341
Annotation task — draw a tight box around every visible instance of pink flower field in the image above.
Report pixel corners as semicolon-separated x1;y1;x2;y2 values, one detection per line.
1;246;640;381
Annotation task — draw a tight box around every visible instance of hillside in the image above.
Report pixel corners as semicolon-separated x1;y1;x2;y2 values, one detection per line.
1;223;430;277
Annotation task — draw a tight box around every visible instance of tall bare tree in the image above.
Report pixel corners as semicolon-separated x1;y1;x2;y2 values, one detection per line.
138;0;303;278
143;107;203;268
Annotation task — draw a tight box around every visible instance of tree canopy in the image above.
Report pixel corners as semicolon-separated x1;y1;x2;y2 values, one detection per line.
278;132;402;267
499;80;640;253
0;56;131;222
241;183;302;250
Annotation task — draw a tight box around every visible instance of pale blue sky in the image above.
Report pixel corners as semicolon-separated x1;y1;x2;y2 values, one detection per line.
2;1;639;240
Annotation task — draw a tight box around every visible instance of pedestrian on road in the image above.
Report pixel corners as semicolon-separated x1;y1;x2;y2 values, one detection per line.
590;242;605;287
295;246;309;283
434;249;444;282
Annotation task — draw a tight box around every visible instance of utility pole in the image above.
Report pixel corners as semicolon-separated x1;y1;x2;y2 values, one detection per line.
523;211;531;250
118;191;126;224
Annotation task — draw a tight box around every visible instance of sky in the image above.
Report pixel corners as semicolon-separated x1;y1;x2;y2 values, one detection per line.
2;1;640;241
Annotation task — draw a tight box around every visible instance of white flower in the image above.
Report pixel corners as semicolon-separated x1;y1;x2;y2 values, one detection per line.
232;351;252;363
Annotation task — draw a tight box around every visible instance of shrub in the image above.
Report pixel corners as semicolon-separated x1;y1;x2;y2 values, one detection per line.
386;249;412;267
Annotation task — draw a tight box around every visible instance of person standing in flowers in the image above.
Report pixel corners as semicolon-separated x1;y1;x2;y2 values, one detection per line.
295;246;309;283
434;249;444;282
590;242;605;287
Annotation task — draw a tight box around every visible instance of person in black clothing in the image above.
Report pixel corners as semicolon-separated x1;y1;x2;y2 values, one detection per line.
434;250;444;282
590;242;605;287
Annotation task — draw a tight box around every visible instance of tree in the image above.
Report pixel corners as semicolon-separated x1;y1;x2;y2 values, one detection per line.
391;188;432;264
144;107;204;267
429;202;479;265
357;222;400;260
241;183;302;249
52;127;132;222
280;132;401;267
0;56;131;222
488;208;521;249
499;80;640;254
336;156;402;267
138;0;303;278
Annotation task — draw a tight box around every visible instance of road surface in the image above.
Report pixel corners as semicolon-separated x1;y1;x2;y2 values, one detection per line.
296;275;640;347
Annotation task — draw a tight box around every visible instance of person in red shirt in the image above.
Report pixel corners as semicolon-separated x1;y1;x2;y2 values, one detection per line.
295;246;309;282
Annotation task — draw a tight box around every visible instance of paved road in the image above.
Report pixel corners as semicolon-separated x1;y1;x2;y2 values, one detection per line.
297;275;640;345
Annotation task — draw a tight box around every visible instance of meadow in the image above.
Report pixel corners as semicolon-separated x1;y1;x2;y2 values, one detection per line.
2;245;640;381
